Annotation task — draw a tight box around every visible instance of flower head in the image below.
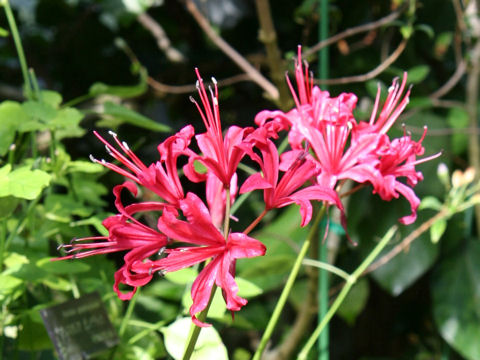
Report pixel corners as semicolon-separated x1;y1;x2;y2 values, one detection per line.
57;181;169;299
142;192;266;327
91;126;194;207
184;69;252;188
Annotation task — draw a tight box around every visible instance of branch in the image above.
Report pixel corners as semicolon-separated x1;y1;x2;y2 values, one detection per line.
363;210;448;275
429;59;467;99
183;0;279;101
254;0;291;109
314;39;407;85
304;6;406;58
147;73;251;95
137;12;186;63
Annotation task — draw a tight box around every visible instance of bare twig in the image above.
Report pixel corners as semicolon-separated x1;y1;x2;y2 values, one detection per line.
304;6;405;59
429;59;467;99
137;12;186;63
254;0;291;109
147;73;251;95
183;0;279;101
363;210;448;275
314;39;407;85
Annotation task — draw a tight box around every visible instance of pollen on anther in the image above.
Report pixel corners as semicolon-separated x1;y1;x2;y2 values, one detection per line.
89;154;97;162
195;80;200;89
105;146;113;156
108;130;117;137
122;141;130;151
189;96;196;103
211;77;217;85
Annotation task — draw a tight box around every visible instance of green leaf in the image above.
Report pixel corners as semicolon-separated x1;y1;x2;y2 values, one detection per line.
430;218;447;243
415;24;434;38
161;317;228;360
419;196;443;211
40;90;63;108
89;67;147;98
369;213;439;296
236;277;263;298
102;101;171;132
0;196;19;219
0;101;28;155
0;165;51;200
17;312;53;351
0;26;9;37
407;65;430;84
22;100;57;123
0;274;23;296
165;267;197;285
36;257;91;274
337;278;369;325
432;240;480;360
50;107;83;129
67;160;104;173
41;276;72;291
44;193;92;222
181;286;226;320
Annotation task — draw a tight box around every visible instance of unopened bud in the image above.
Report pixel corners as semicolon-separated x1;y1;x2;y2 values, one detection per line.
437;163;450;188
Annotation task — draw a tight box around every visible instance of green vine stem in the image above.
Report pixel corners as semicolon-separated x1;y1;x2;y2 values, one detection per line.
252;204;327;360
298;225;398;359
1;0;32;97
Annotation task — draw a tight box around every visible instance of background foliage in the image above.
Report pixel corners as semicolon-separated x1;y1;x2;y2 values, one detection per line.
0;0;479;359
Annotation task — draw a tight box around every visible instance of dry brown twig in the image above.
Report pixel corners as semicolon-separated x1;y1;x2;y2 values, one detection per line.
183;0;279;101
314;39;407;85
148;74;251;95
137;12;186;63
304;5;406;59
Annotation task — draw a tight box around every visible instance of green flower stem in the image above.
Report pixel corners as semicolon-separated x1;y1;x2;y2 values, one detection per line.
302;258;350;282
298;226;398;360
252;204;327;360
182;284;218;360
1;0;32;97
318;0;329;357
182;187;232;360
119;287;140;338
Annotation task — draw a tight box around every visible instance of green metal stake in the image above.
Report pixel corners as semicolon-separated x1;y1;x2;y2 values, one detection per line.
318;1;329;359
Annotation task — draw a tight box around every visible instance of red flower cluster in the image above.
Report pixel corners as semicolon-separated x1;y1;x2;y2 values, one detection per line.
58;46;438;326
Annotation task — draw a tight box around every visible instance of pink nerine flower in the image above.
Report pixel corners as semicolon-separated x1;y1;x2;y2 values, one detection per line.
240;129;346;226
57;181;169;299
150;192;266;327
254;45;440;225
184;69;252;188
91;126;194;206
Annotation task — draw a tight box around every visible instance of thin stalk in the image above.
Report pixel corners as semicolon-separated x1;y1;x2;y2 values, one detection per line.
243;208;268;235
298;226;397;359
182;284;218;360
318;1;329;358
119;287;140;338
223;188;231;239
1;0;32;97
182;187;232;360
302;259;350;282
252;204;327;360
29;68;41;100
